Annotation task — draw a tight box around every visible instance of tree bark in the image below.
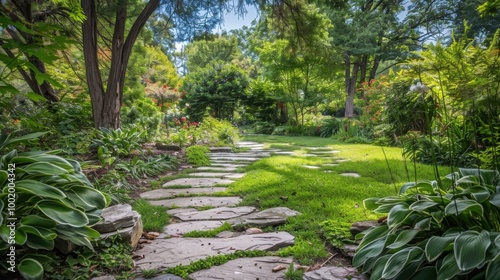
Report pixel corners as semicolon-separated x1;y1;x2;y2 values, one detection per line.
82;0;159;129
344;54;359;118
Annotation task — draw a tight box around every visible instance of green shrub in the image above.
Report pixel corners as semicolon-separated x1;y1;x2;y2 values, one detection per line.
320;117;341;137
90;127;145;165
186;145;210;166
116;155;179;179
0;132;109;279
354;168;500;279
252;121;275;134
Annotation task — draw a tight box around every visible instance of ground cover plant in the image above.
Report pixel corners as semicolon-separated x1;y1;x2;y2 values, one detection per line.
231;135;445;265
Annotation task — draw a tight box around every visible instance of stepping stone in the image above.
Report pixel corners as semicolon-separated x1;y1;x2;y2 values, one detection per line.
341;172;361;177
309;150;340;154
140;187;227;199
209;163;246;167
134;232;295;270
195;166;239;172
188;172;245;179
135;274;183;280
173;206;257;221
162;178;234;188
188;256;294;280
229;207;301;227
211;157;259;161
209;147;233;153
167;208;196;215
210;152;270;157
322;163;339;167
149;196;242;208
163;220;225;236
295;153;318;157
303;266;368;280
302;165;320;169
272;151;295;155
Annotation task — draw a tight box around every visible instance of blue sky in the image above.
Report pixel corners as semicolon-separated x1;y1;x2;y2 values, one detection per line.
214;5;259;32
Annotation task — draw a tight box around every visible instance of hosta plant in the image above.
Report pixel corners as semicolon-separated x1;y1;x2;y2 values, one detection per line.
91;127;145;157
354;168;500;280
0;132;109;279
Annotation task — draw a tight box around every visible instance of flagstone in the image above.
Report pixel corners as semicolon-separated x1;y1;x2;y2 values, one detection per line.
162;178;234;188
172;206;257;221
163;220;225;236
188;172;245;179
149;196;241;208
140;187;227;199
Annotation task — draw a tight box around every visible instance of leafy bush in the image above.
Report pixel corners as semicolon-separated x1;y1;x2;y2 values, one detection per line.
91;127;145;159
252;121;275;134
354;168;500;279
91;170;133;205
320;117;341;137
116;155;179;179
186;145;210;166
0;132;109;279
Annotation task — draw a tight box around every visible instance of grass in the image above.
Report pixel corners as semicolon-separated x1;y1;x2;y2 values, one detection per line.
132;199;170;232
182;222;232;238
228;135;448;265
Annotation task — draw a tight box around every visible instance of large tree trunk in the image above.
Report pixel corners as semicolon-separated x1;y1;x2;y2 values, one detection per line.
344;54;359;118
82;0;159;129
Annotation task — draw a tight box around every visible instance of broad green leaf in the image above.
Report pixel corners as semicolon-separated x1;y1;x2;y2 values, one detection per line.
426;233;458;262
66;185;107;210
353;237;386;267
366;254;391;279
458;186;491;203
415;217;431;230
0;170;7;186
382;247;424;279
357;225;389;249
21;162;69;176
459;168;499;186
15;180;66;200
490;193;500;208
444;200;483;216
25;234;54;250
56;225;100;239
431;210;445;223
18;225;56;240
36;201;88;227
374;202;401;214
0;132;47;151
0;199;3;225
387;204;411;227
399;182;417;194
387;229;420;249
486;254;500;280
20;215;56;228
363;197;380;210
410;200;440;211
437;252;460;280
410;266;437;280
18;258;44;280
26;92;48;102
454;230;490;271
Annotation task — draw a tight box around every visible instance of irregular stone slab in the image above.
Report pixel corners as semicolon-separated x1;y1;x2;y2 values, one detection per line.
189;256;294;280
229;207;301;227
209;147;233;153
216;230;244;238
309;150;340;154
149;196;241;208
295;153;318;157
135;232;295;270
163;178;234;187
91;276;116;280
210;152;271;158
302;165;320;169
211;157;259;161
173;206;257;221
208;163;246;168
167;208;197;215
303;266;368;280
272;151;295;155
140;187;227;199
195;166;239;172
100;211;143;248
341;244;358;258
164;220;225;236
350;220;379;236
135;274;183;280
188;172;245;179
341;172;361;177
93;204;136;233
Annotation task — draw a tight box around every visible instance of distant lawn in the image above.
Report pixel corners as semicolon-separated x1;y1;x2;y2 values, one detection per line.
228;135;447;265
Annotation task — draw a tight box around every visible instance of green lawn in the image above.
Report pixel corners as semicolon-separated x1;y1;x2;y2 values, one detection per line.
226;135;447;264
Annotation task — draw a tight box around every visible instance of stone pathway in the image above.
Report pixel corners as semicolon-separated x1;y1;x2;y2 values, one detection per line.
132;141;365;279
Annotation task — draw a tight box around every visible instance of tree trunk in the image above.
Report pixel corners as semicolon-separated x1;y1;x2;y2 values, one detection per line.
369;55;380;83
344;54;359;118
82;0;159;129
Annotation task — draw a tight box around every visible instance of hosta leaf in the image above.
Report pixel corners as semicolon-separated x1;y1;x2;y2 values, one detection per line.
415;217;431;230
36;201;88;227
486;254;500;280
366;254;391;279
431;210;445;223
0;199;3;225
490;193;500;208
18;258;44;280
15;180;66;199
18;225;56;240
25;233;55;250
459;168;500;186
454;230;490;271
363;197;380;210
374;202;401;214
56;225;100;239
387;204;411;227
20;215;56;228
387;229;420;249
66;185;107;210
0;170;7;186
437;252;460;280
444;200;483;216
399;182;417;194
410;266;437;279
458;186;491;203
357;225;389;249
21;162;69;176
426;233;458;262
382;247;424;279
353;237;386;268
410;200;440;211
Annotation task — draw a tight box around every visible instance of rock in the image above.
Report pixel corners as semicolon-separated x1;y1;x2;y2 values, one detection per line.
163;221;225;236
134;232;295;270
162;178;234;188
211;156;259;161
149;196;242;208
303;266;368;280
188;172;245;179
209;147;233;153
172;206;257;221
134;274;183;280
341;244;358;258
188;257;294;280
302;165;320;169
216;231;244;238
341;172;361;177
93;204;136;233
55;238;76;254
245;227;263;234
350;220;379;236
100;211;143;248
155;143;182;151
91;276;116;280
140;187;227;199
195;166;239;172
229;207;301;227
